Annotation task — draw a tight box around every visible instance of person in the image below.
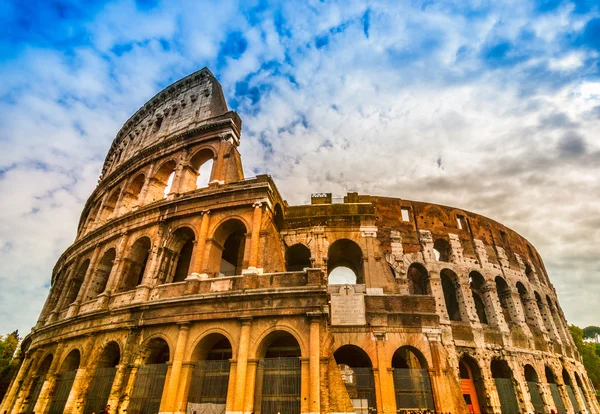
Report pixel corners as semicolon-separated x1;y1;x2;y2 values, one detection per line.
101;404;110;414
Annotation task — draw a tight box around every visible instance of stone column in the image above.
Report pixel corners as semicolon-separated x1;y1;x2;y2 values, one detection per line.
427;270;448;322
308;313;321;413
100;232;131;306
481;284;509;332
161;323;190;413
456;280;479;323
233;317;252;413
300;358;310;414
374;332;395;414
1;350;39;413
538;298;562;346
75;247;103;306
247;202;263;271
192;211;211;275
212;136;230;184
509;288;530;333
32;342;65;414
225;360;237;414
243;359;258;414
174;362;194;414
62;366;88;413
55;259;80;315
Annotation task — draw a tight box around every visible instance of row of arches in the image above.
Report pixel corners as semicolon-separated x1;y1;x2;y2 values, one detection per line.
458;354;593;414
82;148;216;235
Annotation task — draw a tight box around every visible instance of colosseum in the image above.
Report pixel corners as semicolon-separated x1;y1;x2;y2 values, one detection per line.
1;68;597;414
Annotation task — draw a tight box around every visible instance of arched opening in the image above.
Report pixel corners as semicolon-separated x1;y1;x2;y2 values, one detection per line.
407;263;430;295
392;346;435;411
161;227;196;284
190;149;215;189
490;359;519;414
208;219;247;277
86;249;116;300
24;354;53;414
83;201;101;233
459;355;486;414
119;173;145;213
48;350;81;414
469;272;488;324
273;204;284;232
129;338;170;414
441;269;462;321
286;244;311;271
525;264;536;284
147;160;177;202
433;238;451;262
546;297;566;341
516;282;536;330
334;345;376;413
98;187;121;223
545;366;566;414
62;259;90;311
188;334;232;410
327;239;364;284
494;277;513;324
119;237;151;292
84;342;120;413
255;332;301;414
524;364;545;414
562;368;580;412
574;372;591;413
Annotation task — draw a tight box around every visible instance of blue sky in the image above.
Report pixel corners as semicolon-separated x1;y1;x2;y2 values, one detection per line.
1;0;600;335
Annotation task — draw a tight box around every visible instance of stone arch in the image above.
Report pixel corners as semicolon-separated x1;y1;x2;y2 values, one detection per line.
327;238;364;284
254;331;302;414
190;148;216;189
433;238;451;262
61;259;90;311
48;349;81;414
129;337;170;413
334;344;376;412
524;364;545;414
286;243;311;271
407;263;430;295
458;354;486;414
84;341;121;413
525;263;536;284
86;248;116;300
545;365;566;414
83;200;102;233
490;359;519;414
161;226;196;284
119;172;145;212
147;159;177;202
119;236;152;292
207;218;248;277
574;371;591;413
252;325;307;360
562;367;580;412
440;269;462;322
546;296;566;340
516;282;536;330
98;187;122;223
494;276;513;324
187;332;233;407
469;271;488;324
24;354;53;414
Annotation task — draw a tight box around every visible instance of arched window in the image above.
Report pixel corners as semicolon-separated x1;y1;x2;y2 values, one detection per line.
524;365;545;414
574;372;591;413
24;354;53;414
433;238;451;262
86;249;116;300
407;264;430;295
441;269;462;321
516;282;537;330
61;259;90;311
392;346;435;411
119;237;151;292
327;239;364;284
286;244;311;271
545;366;566;414
48;350;80;414
469;272;488;324
160;227;196;284
546;296;567;341
334;345;376;413
190;149;215;189
208;219;247;277
83;201;102;233
84;342;120;413
119;173;145;213
458;356;486;414
490;359;519;413
562;368;580;412
525;264;535;284
255;332;302;414
129;338;170;414
494;277;513;324
147;160;177;202
98;187;121;223
188;334;232;407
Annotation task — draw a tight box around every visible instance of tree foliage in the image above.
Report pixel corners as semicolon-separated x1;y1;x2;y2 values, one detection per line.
570;325;600;391
0;330;21;401
583;326;600;340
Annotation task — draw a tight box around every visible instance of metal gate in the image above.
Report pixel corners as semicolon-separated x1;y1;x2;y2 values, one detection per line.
128;363;168;414
565;385;580;412
393;368;434;410
526;381;545;414
23;375;46;414
84;366;117;413
255;357;300;414
353;367;377;412
578;386;590;413
549;383;566;414
494;378;519;414
48;370;77;414
188;360;230;404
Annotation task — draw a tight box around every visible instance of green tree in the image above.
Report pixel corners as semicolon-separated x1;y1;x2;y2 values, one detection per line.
0;330;21;401
570;325;600;392
583;326;600;341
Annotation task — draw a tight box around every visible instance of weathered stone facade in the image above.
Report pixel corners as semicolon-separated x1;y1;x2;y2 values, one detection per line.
2;68;597;414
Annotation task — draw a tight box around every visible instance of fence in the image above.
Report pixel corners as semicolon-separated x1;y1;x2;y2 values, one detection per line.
84;366;117;413
254;357;301;414
393;368;434;411
128;364;168;414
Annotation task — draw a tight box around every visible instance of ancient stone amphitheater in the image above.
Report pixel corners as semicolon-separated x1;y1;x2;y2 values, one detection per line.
1;68;597;414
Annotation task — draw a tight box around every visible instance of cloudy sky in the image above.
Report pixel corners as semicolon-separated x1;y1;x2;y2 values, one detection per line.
1;0;599;336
